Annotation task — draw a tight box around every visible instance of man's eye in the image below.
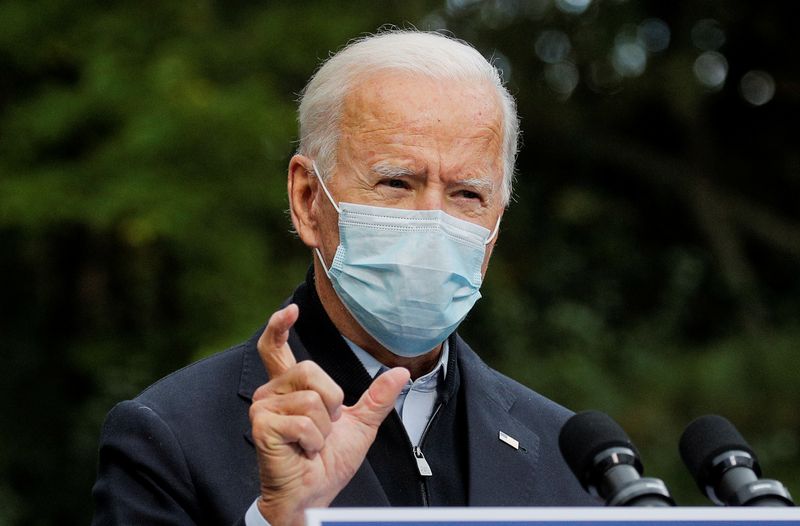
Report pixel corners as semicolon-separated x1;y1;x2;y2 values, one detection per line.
459;190;482;200
383;179;409;189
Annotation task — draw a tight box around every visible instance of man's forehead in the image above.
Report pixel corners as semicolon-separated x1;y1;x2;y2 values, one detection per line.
340;70;503;130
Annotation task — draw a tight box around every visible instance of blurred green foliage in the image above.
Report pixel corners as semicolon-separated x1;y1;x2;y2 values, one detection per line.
1;0;799;523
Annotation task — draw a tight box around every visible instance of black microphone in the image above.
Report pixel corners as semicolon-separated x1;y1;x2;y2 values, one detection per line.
679;414;794;506
559;410;674;506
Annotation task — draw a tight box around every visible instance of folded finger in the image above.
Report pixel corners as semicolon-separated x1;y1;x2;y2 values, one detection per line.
262;360;344;420
256;390;333;438
250;409;325;458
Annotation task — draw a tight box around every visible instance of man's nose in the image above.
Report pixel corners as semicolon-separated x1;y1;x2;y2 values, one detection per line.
414;188;444;211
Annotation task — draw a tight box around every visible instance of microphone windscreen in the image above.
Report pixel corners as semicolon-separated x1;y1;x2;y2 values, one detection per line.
559;410;639;482
679;414;759;488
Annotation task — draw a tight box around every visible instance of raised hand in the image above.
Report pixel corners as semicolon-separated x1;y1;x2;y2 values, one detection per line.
250;303;410;526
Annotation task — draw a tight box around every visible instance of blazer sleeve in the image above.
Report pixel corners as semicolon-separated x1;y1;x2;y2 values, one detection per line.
91;400;247;526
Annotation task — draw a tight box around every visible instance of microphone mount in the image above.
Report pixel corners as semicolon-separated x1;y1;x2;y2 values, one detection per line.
704;449;793;506
679;415;794;507
559;410;674;507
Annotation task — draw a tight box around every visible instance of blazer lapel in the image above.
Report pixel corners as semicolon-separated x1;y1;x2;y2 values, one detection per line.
458;340;541;505
237;329;270;404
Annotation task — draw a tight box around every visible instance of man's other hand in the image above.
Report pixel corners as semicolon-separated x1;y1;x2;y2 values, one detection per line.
250;304;409;526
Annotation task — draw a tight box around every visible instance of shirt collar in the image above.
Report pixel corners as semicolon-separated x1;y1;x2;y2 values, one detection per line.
343;337;449;382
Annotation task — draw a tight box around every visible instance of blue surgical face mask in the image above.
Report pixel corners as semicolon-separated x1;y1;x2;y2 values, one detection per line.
311;161;499;357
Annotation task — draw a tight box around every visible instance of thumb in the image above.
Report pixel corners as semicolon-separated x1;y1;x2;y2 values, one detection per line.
348;367;410;429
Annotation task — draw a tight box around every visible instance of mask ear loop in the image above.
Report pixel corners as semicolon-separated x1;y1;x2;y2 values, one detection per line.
485;216;501;245
314;247;332;277
310;160;339;276
311;160;340;214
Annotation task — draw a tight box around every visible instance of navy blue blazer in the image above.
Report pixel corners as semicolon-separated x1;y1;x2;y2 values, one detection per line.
92;279;597;525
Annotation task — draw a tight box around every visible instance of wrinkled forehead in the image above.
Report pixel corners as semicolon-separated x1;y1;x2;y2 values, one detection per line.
339;70;504;147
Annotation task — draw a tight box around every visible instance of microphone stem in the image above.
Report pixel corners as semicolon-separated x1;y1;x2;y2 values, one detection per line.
719;466;758;503
600;465;640;499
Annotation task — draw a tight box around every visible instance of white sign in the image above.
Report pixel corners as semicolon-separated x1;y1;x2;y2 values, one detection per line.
306;507;800;526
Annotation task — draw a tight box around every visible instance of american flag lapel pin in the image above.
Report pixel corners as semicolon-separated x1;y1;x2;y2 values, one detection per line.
498;430;519;450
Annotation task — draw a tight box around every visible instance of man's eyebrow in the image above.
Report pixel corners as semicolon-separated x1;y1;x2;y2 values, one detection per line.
370;164;417;178
370;164;496;195
457;177;495;195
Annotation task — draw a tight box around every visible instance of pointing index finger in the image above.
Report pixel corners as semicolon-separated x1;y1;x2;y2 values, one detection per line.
257;303;299;378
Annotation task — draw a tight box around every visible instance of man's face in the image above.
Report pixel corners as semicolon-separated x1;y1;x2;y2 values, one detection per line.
314;70;506;276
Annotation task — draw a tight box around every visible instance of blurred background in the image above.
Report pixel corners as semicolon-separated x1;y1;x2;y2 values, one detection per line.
1;0;799;523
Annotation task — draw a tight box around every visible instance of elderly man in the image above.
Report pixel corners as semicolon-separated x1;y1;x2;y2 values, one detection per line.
92;31;597;526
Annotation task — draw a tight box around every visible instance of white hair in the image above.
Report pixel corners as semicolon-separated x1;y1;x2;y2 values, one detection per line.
297;30;519;205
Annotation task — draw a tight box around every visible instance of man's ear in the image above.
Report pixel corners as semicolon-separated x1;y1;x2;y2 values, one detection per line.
287;154;319;248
